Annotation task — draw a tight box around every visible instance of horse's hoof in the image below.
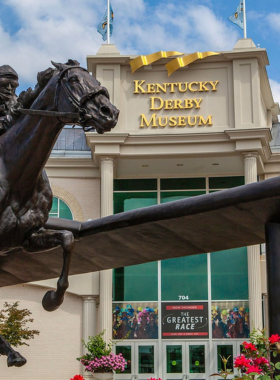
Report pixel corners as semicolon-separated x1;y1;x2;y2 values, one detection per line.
42;290;63;312
7;351;27;367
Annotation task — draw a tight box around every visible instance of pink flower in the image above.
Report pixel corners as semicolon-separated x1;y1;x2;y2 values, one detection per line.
70;376;84;380
82;353;127;373
243;342;257;352
234;355;251;369
269;334;280;345
246;365;262;374
253;357;269;367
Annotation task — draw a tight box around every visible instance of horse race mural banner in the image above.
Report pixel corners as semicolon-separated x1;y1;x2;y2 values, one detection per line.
113;302;158;340
211;301;250;339
161;302;209;339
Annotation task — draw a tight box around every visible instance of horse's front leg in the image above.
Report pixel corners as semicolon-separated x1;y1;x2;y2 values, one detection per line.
0;334;27;367
23;228;75;312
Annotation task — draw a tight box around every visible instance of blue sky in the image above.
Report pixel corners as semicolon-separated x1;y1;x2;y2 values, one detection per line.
0;0;280;103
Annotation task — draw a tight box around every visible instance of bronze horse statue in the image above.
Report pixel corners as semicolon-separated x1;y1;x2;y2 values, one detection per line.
0;59;119;367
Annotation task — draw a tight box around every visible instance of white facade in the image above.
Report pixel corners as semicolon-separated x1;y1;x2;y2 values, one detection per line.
0;39;279;379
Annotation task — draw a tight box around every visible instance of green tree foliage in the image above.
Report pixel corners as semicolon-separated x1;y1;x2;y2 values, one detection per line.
0;301;40;347
78;330;112;362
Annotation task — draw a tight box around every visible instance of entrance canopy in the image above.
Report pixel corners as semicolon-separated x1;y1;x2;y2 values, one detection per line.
0;175;280;287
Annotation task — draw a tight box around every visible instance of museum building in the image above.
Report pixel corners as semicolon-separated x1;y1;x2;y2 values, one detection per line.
0;38;279;380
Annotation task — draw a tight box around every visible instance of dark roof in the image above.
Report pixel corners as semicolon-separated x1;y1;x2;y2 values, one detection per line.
270;123;280;149
53;127;90;151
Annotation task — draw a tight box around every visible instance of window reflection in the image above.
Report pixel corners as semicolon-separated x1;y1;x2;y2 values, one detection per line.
138;346;154;373
116;346;131;374
189;345;205;373
166;345;182;373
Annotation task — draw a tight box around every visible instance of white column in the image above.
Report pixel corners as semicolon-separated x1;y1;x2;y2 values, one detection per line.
243;152;263;330
99;157;114;344
82;296;98;379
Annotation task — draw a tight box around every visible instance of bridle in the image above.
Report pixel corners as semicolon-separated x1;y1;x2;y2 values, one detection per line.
16;65;110;131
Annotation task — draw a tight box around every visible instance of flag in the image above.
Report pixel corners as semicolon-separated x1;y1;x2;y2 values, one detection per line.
228;1;244;30
97;5;114;41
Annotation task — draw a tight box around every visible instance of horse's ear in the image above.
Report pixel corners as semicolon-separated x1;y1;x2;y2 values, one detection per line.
66;59;80;66
51;60;80;71
51;61;64;71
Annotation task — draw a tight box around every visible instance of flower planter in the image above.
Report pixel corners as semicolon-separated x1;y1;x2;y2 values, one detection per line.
79;332;125;379
92;372;114;380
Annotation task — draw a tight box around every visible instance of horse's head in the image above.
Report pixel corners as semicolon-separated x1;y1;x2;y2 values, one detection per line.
51;60;119;134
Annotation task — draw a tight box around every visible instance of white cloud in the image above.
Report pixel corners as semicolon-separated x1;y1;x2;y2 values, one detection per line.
0;0;103;90
0;0;240;91
270;79;280;106
265;12;280;33
115;2;239;54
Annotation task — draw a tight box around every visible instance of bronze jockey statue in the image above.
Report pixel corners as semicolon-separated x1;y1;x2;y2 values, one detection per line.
0;65;27;367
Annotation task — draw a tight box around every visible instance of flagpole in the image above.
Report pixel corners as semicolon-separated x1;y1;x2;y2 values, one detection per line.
243;0;247;38
107;0;110;44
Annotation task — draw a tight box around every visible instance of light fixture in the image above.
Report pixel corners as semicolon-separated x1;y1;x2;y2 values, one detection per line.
142;165;149;167
177;164;183;167
212;163;219;166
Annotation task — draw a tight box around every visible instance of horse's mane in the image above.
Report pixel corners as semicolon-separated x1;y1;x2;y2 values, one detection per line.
17;67;56;110
2;59;79;133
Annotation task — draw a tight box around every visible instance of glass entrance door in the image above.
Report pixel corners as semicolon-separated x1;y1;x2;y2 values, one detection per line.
163;342;208;380
137;344;157;380
115;342;158;380
213;341;243;378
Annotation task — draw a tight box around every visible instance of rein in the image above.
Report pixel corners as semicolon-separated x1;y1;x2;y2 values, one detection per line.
17;109;79;119
15;65;104;130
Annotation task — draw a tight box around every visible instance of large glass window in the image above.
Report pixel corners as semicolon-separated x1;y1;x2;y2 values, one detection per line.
112;177;249;341
211;247;248;300
114;192;157;214
114;179;157;191
49;197;73;220
161;178;206;190
161;191;206;204
160;178;206;203
209;176;245;190
161;255;208;301
113;262;158;301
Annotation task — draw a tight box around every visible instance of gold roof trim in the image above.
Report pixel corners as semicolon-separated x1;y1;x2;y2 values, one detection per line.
165;51;221;76
130;51;184;73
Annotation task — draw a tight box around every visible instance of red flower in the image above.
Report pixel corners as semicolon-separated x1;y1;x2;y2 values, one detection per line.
246;365;262;374
253;357;269;367
269;334;280;345
70;376;84;380
234;355;251;369
243;342;257;352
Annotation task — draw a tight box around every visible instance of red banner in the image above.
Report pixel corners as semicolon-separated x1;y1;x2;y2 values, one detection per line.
166;305;204;310
163;332;208;336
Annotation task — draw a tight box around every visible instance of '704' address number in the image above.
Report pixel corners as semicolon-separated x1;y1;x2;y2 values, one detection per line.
178;295;189;300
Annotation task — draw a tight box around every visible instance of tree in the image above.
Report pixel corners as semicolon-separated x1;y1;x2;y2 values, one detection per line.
0;301;40;347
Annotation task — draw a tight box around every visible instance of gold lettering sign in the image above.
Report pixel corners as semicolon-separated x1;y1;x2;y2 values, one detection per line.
134;80;219;94
134;80;218;129
140;114;213;128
